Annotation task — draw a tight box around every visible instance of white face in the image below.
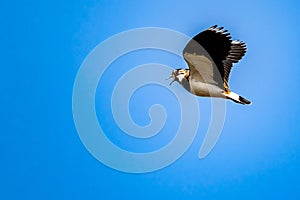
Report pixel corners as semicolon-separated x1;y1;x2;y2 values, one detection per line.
168;69;188;85
175;73;185;82
175;69;188;83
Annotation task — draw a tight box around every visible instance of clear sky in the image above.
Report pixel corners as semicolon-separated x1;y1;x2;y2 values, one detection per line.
2;0;300;199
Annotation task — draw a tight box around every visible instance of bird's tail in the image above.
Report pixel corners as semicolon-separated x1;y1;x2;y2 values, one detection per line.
225;92;252;105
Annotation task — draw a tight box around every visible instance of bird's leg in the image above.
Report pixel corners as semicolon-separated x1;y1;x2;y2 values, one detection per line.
223;80;231;94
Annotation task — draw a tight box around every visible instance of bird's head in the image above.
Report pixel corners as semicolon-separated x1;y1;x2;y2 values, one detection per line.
167;68;189;85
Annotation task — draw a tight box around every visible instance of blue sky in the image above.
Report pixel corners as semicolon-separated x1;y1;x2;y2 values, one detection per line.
2;0;300;199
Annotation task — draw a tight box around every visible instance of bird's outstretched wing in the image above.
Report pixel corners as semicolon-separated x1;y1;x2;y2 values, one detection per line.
222;40;247;83
183;25;247;89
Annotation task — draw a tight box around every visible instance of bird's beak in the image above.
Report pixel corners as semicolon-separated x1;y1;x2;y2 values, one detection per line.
166;74;175;85
169;79;176;85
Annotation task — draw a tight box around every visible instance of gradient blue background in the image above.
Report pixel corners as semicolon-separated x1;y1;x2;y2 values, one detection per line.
2;0;300;199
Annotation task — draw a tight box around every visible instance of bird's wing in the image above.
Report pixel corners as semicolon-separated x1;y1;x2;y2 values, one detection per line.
183;25;246;89
183;52;223;87
222;40;247;83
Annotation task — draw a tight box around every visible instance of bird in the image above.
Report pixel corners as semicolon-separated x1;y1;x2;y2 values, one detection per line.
167;25;251;105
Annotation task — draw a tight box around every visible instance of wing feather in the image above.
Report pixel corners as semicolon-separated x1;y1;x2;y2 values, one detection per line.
182;25;247;87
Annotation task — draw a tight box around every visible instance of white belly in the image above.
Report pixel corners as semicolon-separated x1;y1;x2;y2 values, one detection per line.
189;80;224;97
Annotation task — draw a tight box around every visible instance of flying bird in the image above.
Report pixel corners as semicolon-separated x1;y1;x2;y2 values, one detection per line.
168;25;251;105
